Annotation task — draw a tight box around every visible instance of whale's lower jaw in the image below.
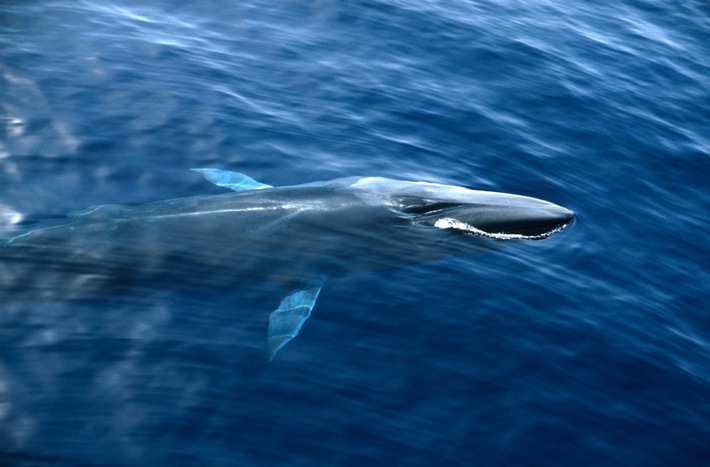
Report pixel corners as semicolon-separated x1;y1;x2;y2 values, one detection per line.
433;217;572;240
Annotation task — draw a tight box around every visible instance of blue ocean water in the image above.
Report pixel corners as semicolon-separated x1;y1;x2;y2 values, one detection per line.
1;0;709;465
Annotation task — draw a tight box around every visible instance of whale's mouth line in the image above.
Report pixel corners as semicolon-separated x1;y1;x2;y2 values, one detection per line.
433;217;572;240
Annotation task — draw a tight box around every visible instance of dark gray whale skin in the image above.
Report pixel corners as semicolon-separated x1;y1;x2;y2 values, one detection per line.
0;170;574;358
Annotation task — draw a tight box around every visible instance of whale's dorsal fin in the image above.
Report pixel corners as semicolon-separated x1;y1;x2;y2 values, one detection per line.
192;168;272;192
268;279;325;360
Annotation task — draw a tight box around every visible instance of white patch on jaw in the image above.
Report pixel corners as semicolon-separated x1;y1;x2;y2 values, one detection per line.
433;217;568;240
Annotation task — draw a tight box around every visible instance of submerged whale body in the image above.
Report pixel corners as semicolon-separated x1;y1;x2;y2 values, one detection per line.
0;169;574;359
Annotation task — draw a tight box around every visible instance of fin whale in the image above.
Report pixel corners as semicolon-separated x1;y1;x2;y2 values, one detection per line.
0;169;574;359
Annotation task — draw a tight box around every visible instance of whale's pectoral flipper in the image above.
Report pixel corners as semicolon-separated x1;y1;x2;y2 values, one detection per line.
192;168;272;192
268;281;324;360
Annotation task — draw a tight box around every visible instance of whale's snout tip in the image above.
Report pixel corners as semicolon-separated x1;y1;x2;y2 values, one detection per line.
556;206;575;225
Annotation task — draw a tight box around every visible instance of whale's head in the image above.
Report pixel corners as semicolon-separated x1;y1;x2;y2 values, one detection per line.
350;177;575;240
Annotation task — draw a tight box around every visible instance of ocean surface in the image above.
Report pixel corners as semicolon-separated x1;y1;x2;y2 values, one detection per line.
1;0;708;465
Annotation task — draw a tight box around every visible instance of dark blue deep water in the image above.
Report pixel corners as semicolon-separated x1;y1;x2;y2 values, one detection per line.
1;1;709;465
